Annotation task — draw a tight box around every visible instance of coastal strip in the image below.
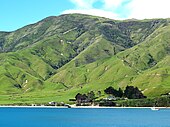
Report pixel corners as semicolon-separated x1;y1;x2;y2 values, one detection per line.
0;105;169;109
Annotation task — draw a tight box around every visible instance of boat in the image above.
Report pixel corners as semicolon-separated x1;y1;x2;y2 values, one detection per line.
151;107;160;111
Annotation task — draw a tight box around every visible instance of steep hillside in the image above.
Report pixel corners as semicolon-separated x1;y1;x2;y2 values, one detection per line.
49;18;170;97
0;14;170;104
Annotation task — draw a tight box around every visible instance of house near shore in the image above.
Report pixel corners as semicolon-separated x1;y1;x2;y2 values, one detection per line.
104;96;117;101
49;101;56;106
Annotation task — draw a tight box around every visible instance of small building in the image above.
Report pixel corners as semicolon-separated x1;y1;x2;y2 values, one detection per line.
49;101;56;106
104;96;117;101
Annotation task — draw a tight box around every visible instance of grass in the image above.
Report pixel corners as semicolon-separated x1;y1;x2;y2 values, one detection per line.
0;14;170;104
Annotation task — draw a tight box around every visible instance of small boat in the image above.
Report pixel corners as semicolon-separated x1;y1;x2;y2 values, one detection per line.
151;107;160;111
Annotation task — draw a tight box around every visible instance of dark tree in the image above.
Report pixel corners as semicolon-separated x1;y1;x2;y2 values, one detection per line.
75;93;88;103
99;100;116;107
87;91;95;102
82;94;88;101
75;93;82;102
104;86;116;95
14;84;22;89
117;88;123;97
124;86;146;99
104;86;123;97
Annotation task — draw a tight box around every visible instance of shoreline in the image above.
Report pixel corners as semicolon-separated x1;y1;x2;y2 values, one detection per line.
0;105;169;109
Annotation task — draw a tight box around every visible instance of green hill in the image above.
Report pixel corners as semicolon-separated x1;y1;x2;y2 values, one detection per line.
0;14;170;104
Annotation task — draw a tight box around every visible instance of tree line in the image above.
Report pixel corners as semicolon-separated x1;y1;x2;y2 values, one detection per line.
74;86;146;105
104;86;146;99
75;91;96;104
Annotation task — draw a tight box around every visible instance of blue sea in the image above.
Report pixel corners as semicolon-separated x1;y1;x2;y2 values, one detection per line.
0;107;170;127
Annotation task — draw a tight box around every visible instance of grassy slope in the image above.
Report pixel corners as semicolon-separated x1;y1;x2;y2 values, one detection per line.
0;14;170;104
126;24;170;96
49;18;170;98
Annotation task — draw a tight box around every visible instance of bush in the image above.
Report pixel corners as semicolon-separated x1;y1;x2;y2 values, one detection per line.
124;86;146;99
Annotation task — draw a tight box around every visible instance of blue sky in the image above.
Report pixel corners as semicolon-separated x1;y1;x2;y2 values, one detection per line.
0;0;73;31
1;0;170;31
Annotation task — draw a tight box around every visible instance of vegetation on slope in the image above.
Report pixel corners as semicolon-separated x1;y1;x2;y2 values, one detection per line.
0;14;170;104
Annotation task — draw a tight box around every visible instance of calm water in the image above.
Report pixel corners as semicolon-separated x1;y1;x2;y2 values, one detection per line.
0;108;170;127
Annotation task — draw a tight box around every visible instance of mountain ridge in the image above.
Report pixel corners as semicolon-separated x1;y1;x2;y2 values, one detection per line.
0;14;170;104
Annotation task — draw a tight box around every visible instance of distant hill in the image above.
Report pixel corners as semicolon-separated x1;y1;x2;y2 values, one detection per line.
0;14;170;104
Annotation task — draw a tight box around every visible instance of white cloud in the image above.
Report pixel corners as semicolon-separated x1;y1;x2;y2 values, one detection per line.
128;0;170;19
102;0;125;10
62;9;119;19
70;0;97;9
62;0;125;19
62;0;170;20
